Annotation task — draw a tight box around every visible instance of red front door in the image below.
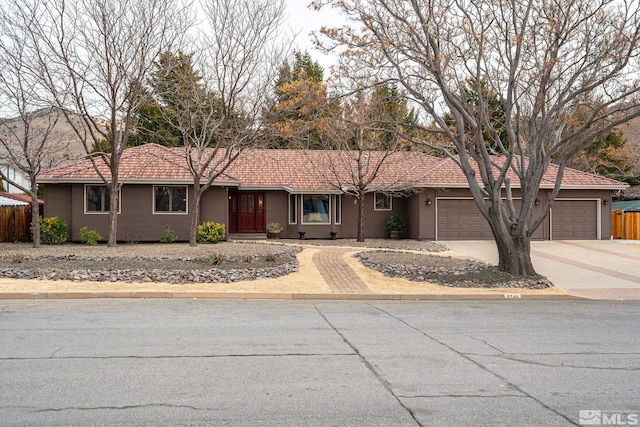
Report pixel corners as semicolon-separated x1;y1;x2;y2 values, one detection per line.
230;192;265;233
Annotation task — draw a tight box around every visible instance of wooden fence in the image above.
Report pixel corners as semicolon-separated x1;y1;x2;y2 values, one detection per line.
612;210;640;240
0;205;32;242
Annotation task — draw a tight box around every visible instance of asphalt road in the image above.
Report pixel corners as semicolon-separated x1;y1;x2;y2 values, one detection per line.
0;300;639;426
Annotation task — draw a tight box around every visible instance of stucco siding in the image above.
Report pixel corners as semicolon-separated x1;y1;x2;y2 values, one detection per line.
50;184;228;242
43;184;73;232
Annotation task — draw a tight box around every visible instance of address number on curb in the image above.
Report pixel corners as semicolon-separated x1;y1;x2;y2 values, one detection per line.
504;294;522;299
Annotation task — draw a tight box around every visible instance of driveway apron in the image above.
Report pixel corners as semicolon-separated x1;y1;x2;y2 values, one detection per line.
440;240;640;300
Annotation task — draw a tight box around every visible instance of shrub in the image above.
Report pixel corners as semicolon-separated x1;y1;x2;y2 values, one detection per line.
159;225;177;243
11;255;26;264
208;253;225;266
197;221;226;243
79;226;102;245
267;222;282;233
265;253;278;262
384;215;405;231
38;216;68;244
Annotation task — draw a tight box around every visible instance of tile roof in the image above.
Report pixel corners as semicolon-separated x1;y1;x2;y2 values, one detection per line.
38;143;627;190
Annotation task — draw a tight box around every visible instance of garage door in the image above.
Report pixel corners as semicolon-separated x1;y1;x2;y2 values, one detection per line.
437;199;493;240
551;200;598;240
436;198;546;240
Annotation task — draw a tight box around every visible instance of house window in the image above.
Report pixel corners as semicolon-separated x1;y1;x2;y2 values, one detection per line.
302;194;330;224
85;185;119;214
289;194;297;224
154;186;187;213
374;192;392;211
334;195;341;224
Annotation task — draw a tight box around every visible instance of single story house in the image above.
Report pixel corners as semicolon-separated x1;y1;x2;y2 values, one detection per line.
38;143;627;242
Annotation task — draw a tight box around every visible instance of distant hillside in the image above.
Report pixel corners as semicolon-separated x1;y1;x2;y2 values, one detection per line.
0;108;89;168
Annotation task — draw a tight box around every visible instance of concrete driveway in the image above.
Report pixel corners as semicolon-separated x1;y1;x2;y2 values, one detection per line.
440;240;640;300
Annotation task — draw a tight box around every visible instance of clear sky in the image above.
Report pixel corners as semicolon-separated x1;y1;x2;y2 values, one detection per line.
284;0;344;72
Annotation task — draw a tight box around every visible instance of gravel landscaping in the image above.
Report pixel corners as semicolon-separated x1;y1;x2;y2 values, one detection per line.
0;242;300;284
0;239;552;289
356;250;552;289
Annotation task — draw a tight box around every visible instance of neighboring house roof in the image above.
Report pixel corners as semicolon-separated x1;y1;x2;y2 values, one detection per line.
613;200;640;212
0;192;43;206
38;143;628;192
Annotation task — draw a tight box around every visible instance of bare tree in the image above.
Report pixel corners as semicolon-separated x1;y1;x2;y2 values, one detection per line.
26;0;191;246
303;86;418;242
165;0;288;245
317;0;640;275
0;2;78;247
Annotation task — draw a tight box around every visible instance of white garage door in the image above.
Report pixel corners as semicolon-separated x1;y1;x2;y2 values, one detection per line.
551;200;598;240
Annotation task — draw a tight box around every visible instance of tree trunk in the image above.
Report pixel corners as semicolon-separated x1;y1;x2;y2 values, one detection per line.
108;182;119;247
30;176;40;248
189;186;202;247
493;229;537;276
356;194;365;242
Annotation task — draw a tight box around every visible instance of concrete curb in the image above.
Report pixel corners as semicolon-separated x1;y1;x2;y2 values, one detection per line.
0;291;585;300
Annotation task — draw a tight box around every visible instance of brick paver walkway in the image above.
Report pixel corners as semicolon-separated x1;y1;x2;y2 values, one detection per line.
312;248;372;293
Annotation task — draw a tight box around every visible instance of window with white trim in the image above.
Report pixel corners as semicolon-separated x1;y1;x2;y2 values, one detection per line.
85;185;119;214
302;194;330;224
154;186;187;213
288;194;297;224
374;192;392;211
334;195;341;224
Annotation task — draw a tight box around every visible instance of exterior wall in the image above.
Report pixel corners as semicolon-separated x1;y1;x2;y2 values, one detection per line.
267;192;408;240
264;190;290;235
43;182;614;242
335;193;408;240
45;184;228;242
200;187;229;226
1;164;29;194
43;184;73;232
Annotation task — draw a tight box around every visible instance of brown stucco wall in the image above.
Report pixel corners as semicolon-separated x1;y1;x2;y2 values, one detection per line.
264;191;289;235
43;183;614;242
200;187;229;226
337;193;408;240
265;192;409;240
43;184;73;232
46;184;228;242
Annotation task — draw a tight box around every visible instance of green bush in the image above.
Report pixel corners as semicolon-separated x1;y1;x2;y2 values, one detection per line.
197;221;226;243
384;214;405;231
79;226;102;245
267;222;282;233
159;225;177;243
38;216;68;244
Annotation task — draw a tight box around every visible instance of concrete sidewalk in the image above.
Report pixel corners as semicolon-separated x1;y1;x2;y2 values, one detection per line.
440;240;640;300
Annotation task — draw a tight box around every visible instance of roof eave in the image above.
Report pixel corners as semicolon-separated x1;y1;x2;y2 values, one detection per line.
37;178;242;186
414;183;628;190
283;186;341;194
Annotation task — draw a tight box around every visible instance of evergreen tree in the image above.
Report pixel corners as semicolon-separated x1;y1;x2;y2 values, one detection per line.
266;51;331;148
